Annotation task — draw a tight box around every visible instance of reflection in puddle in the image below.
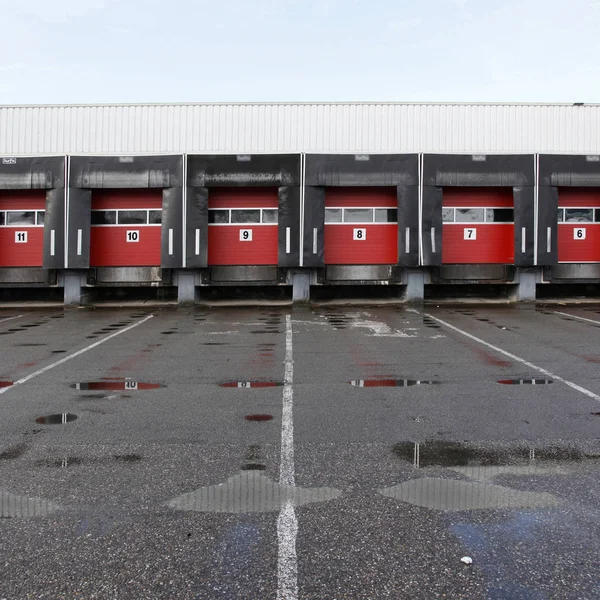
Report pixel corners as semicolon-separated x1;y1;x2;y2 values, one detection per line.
351;379;438;387
1;491;60;517
245;414;274;422
242;463;267;471
36;454;142;468
0;381;13;388
35;414;78;425
165;471;341;514
71;381;163;391
497;379;553;385
220;381;283;388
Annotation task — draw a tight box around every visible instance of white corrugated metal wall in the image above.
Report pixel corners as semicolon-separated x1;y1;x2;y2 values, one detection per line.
0;103;599;155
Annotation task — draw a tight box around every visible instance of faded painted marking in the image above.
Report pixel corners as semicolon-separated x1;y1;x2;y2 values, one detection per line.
0;316;154;396
423;312;600;403
277;314;298;600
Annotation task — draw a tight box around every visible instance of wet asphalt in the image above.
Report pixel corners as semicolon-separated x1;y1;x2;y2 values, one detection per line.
0;304;598;599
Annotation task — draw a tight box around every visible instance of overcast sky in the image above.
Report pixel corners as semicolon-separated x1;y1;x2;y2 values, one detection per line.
2;0;600;105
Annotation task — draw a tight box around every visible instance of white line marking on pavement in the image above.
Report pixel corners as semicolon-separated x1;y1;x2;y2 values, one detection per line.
554;311;600;326
0;315;154;395
0;315;23;324
423;312;600;403
277;314;298;600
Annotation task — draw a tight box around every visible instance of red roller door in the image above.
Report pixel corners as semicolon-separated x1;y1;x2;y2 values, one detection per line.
90;190;162;267
324;188;398;265
0;190;46;267
557;188;600;263
208;188;278;266
442;188;514;264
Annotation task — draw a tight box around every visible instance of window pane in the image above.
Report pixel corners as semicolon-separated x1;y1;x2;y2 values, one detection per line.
118;210;147;225
557;209;564;223
374;208;397;223
0;212;4;226
344;208;373;223
455;208;484;223
91;211;116;225
565;208;593;223
262;209;278;224
485;208;514;223
442;208;454;222
595;209;600;223
208;210;229;224
7;211;35;225
325;208;342;223
149;210;162;224
36;211;45;225
231;210;260;224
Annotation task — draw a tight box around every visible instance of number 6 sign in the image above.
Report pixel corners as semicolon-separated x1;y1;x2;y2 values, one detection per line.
574;228;586;240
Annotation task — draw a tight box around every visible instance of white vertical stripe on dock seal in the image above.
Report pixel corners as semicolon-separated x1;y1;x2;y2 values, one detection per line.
76;229;82;256
277;314;298;600
195;229;200;255
50;230;55;256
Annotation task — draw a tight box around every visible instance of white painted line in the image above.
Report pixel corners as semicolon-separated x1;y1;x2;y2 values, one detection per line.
405;227;410;255
286;227;291;254
423;312;600;403
76;229;82;256
0;315;154;396
168;229;174;255
277;314;298;600
0;315;22;324
195;229;200;255
50;230;55;257
554;311;600;326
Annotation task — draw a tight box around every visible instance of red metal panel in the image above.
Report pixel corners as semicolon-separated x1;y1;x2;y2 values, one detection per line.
90;227;161;267
324;224;398;265
442;224;514;264
558;187;600;208
91;189;163;210
443;187;513;208
558;224;600;262
208;226;278;265
325;187;397;208
0;190;46;267
209;188;279;209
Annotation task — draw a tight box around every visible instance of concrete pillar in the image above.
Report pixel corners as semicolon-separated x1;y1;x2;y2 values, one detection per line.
405;269;425;303
64;271;84;306
292;272;311;303
177;271;197;304
517;268;537;302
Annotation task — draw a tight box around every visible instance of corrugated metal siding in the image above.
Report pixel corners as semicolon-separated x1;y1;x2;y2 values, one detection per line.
1;103;599;155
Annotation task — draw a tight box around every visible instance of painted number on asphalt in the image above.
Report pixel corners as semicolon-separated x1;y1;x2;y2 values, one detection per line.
14;231;28;243
464;228;477;240
353;228;366;241
240;229;253;242
574;228;586;240
126;230;140;242
238;381;251;388
124;381;138;390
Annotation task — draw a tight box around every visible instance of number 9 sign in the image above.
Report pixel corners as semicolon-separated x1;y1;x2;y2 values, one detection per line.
240;229;253;241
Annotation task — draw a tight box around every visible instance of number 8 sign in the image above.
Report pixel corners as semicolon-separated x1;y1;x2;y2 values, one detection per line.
353;228;366;241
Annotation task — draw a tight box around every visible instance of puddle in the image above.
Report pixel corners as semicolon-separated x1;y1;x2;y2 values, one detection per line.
245;414;274;422
220;381;283;388
71;381;163;391
351;379;438;387
36;454;142;468
497;379;553;385
14;343;46;347
77;394;108;400
51;350;67;354
0;491;60;518
0;443;29;460
242;463;267;471
165;471;341;514
35;413;78;425
203;342;226;346
0;382;13;388
392;440;598;468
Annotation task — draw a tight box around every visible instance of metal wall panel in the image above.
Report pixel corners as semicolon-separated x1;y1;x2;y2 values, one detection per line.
1;104;600;155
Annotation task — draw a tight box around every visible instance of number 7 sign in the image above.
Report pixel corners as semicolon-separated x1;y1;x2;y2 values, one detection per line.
464;228;477;240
